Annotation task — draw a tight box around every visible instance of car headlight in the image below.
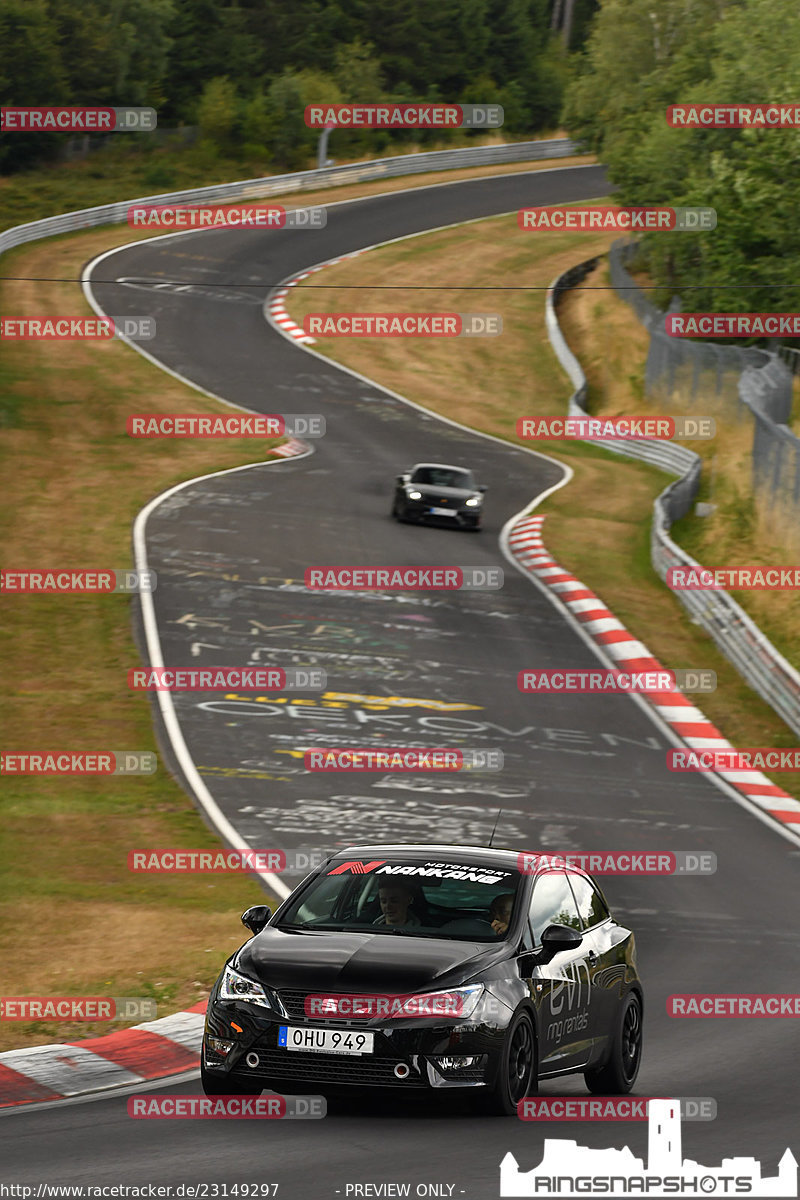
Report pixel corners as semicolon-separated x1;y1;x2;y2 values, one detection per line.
218;964;272;1009
465;496;481;507
407;490;423;500
406;984;484;1020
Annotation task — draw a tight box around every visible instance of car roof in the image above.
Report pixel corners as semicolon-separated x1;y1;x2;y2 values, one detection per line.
409;463;473;472
329;843;592;879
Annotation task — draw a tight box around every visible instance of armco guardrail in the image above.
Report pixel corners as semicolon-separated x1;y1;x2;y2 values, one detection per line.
546;258;800;740
0;137;579;257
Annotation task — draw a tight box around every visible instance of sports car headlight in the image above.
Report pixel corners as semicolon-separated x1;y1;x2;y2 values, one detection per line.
408;489;423;500
219;964;272;1009
465;496;481;507
409;984;484;1020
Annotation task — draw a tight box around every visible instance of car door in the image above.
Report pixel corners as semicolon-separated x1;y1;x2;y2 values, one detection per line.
566;871;630;1069
521;869;595;1074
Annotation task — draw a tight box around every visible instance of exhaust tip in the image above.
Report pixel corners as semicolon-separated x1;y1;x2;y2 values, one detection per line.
393;1062;411;1079
245;1051;260;1069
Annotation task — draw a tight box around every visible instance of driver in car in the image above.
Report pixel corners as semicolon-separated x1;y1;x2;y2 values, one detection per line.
373;881;422;927
489;892;515;936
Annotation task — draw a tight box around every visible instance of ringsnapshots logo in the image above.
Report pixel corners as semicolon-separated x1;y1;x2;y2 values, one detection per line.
0;569;155;593
302;313;502;337
304;103;503;129
126;414;324;438
304;748;503;772
517;851;717;876
1;752;156;775
1;316;155;341
127;1095;326;1119
667;313;800;337
517;416;716;440
127;667;326;691
518;206;716;232
304;566;502;590
500;1098;798;1198
0;996;157;1021
128;848;323;873
518;669;716;694
1;107;156;132
127;204;326;229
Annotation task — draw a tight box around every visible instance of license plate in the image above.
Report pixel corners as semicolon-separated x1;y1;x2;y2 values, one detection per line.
278;1026;374;1055
430;506;455;516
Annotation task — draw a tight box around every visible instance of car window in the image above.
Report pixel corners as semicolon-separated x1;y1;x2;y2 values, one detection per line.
411;467;475;489
528;870;582;945
567;873;610;929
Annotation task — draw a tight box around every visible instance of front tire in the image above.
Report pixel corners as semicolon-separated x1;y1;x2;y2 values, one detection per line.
201;1063;263;1097
584;991;642;1095
478;1010;537;1116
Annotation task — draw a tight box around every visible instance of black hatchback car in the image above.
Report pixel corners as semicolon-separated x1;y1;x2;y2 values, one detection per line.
391;463;486;530
201;844;643;1114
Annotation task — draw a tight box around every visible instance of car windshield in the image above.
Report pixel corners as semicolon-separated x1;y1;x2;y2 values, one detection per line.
276;859;521;941
410;467;475;489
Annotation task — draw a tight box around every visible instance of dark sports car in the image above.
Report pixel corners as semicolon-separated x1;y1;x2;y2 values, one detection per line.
391;463;486;530
201;844;643;1115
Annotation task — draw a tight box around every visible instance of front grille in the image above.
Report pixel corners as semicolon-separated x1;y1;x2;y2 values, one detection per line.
276;990;372;1024
245;1048;427;1087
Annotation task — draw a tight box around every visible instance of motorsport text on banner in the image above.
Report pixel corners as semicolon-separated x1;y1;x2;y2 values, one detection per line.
304;104;503;128
667;313;800;337
518;206;716;232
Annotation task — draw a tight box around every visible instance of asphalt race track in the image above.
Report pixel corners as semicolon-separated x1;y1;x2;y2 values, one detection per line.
4;164;800;1193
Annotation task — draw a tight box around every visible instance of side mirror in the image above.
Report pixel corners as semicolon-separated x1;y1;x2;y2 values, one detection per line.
478;485;487;493
242;905;271;935
540;923;583;953
396;474;408;484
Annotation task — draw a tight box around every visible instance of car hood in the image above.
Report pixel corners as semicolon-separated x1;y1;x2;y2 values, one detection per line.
234;927;505;992
407;483;474;500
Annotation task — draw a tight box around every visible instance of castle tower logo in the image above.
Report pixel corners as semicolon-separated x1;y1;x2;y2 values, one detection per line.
500;1099;797;1197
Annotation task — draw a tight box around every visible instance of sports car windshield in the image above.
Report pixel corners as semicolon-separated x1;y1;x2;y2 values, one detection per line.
410;467;476;489
277;860;521;941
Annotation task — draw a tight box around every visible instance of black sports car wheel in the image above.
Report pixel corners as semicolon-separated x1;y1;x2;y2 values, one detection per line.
478;1010;536;1116
201;1063;263;1096
584;991;642;1094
